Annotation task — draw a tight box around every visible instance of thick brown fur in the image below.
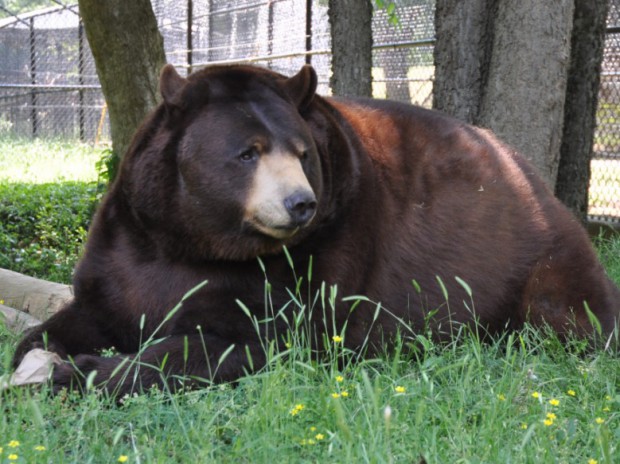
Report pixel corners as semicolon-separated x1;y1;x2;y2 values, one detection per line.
13;64;620;397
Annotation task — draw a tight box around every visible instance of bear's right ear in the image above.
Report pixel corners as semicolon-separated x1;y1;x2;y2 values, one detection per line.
282;65;318;110
160;64;188;107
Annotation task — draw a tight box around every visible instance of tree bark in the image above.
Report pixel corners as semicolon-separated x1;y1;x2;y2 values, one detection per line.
328;0;373;97
434;0;574;188
555;0;610;223
433;0;496;123
78;0;167;160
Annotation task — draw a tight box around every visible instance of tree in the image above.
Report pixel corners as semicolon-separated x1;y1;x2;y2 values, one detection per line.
328;0;373;97
555;0;610;223
433;0;575;188
78;0;166;161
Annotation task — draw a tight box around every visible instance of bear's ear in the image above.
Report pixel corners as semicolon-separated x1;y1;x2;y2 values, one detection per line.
160;64;188;107
282;65;317;110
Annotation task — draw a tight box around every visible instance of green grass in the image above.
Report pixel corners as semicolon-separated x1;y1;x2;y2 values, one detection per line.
0;308;618;463
0;138;104;184
0;138;619;463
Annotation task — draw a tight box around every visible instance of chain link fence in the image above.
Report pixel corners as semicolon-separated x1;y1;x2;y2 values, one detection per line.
0;0;618;223
0;4;106;141
592;1;620;222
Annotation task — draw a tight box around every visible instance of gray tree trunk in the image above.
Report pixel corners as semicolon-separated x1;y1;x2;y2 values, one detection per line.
433;0;496;124
555;0;610;223
78;0;167;160
328;0;373;98
434;0;574;188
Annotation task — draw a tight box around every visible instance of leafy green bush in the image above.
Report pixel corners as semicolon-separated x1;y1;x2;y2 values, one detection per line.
0;181;101;283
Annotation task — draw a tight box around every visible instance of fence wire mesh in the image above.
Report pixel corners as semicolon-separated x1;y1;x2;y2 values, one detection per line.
592;1;620;222
0;5;107;141
0;0;618;223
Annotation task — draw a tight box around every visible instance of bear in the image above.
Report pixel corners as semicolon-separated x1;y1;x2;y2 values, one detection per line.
13;63;620;397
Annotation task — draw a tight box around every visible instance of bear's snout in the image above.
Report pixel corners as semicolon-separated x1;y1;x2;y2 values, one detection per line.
284;190;317;227
243;151;317;239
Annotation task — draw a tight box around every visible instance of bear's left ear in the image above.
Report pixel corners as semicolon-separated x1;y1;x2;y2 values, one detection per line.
282;65;317;110
160;64;188;108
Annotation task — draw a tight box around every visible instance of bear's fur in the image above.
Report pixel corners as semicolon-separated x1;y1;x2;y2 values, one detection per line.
13;64;620;396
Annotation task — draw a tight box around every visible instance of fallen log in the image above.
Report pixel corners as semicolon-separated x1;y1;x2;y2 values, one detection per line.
0;268;72;323
0;304;41;332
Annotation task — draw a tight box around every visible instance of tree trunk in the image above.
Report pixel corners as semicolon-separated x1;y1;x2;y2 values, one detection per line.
434;0;574;188
328;0;373;97
433;0;496;124
555;0;610;223
78;0;167;160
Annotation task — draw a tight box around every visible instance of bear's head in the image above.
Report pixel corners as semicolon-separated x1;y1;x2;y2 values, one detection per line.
120;64;325;261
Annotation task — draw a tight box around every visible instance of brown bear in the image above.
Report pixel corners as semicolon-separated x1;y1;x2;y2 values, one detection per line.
13;64;620;396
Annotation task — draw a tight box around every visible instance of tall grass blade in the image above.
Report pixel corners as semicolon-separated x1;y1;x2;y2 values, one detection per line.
583;301;603;337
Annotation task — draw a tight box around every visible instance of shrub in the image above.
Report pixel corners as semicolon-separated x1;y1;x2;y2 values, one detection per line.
0;181;101;283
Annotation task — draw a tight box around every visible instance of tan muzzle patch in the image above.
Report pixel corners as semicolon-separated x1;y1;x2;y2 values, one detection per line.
244;151;316;239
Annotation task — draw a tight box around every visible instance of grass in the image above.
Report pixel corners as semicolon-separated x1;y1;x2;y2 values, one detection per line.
0;304;618;463
0;137;619;463
0;138;104;184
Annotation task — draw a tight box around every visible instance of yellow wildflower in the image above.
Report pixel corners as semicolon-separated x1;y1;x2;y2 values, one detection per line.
8;455;18;461
34;445;46;451
546;412;557;420
331;392;341;399
315;433;325;440
341;390;349;397
335;375;344;383
118;455;128;463
7;441;19;448
567;389;576;397
588;459;598;464
603;406;610;412
285;342;292;349
332;335;343;343
543;419;554;426
497;394;506;401
605;395;612;401
289;403;305;416
394;386;406;393
595;417;604;425
520;423;528;430
531;392;540;399
307;439;316;445
549;398;560;406
310;426;316;432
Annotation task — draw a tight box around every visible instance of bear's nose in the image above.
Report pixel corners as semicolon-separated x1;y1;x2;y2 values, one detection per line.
284;190;317;226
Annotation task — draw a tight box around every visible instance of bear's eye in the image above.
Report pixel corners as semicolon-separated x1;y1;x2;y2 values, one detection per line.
239;147;259;163
301;150;309;161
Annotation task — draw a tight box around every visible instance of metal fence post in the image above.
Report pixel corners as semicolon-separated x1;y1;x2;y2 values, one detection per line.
305;0;312;65
29;17;37;138
78;20;85;141
187;0;193;74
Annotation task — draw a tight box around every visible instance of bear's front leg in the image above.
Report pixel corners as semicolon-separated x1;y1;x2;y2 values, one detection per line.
51;333;266;398
13;301;116;368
